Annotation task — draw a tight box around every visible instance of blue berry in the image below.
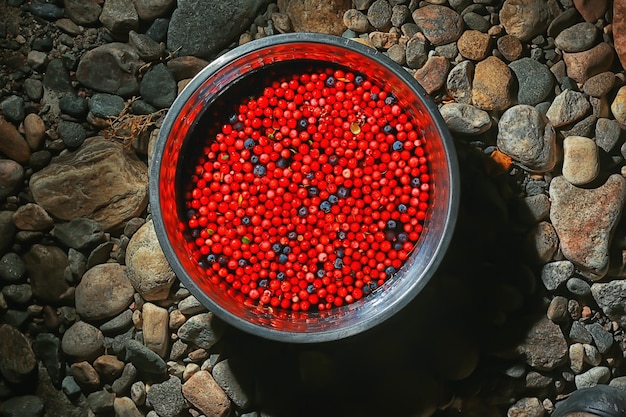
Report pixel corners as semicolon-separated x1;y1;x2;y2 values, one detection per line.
334;258;344;268
326;77;336;87
282;246;291;254
308;186;319;196
398;233;408;243
277;158;290;168
278;254;288;264
307;284;315;294
336;248;344;258
253;165;266;177
250;155;259;164
320;201;332;213
385;266;396;276
328;194;338;204
384;95;396;105
397;204;407;213
298;207;308;217
337;186;349;198
394;242;403;250
355;75;364;85
371;93;378;101
317;269;326;278
242;216;250;225
387;220;397;229
338;231;346;240
244;138;256;149
411;177;420;187
259;279;268;288
272;243;282;253
277;272;285;280
392;141;403;151
288;231;298;240
228;113;238;124
298;119;308;130
206;254;216;263
383;124;394;134
238;259;247;267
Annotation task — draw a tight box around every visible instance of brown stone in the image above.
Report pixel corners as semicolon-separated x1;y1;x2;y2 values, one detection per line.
414;56;449;95
471;56;513;111
497;34;523;62
182;370;230;417
562;42;614;84
29;137;148;232
582;71;616;97
499;0;554;42
142;302;169;358
515;316;568;371
93;355;125;383
23;113;46;150
575;0;608;22
0;117;31;165
457;30;491;61
412;5;463;46
12;203;54;231
23;244;72;305
614;1;626;69
0;324;37;383
277;0;351;36
75;263;135;321
167;56;209;81
70;361;101;390
549;174;626;279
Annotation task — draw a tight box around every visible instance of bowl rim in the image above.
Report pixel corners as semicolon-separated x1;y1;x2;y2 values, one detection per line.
150;33;460;343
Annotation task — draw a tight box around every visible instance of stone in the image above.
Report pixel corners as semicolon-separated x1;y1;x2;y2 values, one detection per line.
166;56;209;81
439;103;491;135
525;371;553;389
497;34;523;62
515;316;568;371
575;0;609;23
0;395;44;417
23;79;43;102
343;9;371;32
509;57;555;105
64;0;102;26
111;363;137;395
182;370;231;417
405;32;428;69
52;218;106;251
526;221;559;264
93;355;125;383
2;284;32;304
575;366;611;389
591;280;626;328
446;61;474;104
541;260;574;291
562;136;599;185
457;30;490;61
130;381;146;405
546;89;590;128
472;56;513;111
124;339;167;375
177;312;224;350
23;113;46;150
547;295;569;323
586;323;614;354
615;1;626;68
128;31;165;62
100;309;134;335
168;0;269;59
595;118;621;152
497;105;557;172
367;0;392;30
611;86;626;126
99;0;139;39
0;324;37;383
59;95;89;119
89;93;125;119
518;194;550;223
146;376;186;417
13;203;54;232
87;390;115;415
0;159;24;203
125;220;176;301
30;137;148;232
583;72;616;97
549;175;626;279
0;117;31;165
23;244;71;305
387;43;406;65
567;277;592;297
499;0;554;41
75;263;135;321
57;121;87;148
142;302;169;358
0;253;25;282
463;11;490;33
134;0;175;21
554;22;599;54
569;343;585;374
278;0;349;35
413;55;449;94
212;359;252;409
43;59;73;93
139;64;176;109
76;43;143;97
368;31;399;49
178;295;206;315
391;5;410;27
113;397;143;417
562;43;614;84
0;96;25;123
412;5;463;46
61;321;105;361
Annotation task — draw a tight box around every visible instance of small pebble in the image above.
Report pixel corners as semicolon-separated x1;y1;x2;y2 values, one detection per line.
562;136;599;186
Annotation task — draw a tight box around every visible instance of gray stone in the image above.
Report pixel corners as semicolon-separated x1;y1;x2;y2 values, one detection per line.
33;333;64;388
586;323;613;354
525;371;553;388
86;241;114;268
168;0;268;59
76;43;142;97
2;284;32;305
30;137;149;232
550;175;626;279
111;363;138;395
0;395;44;417
518;193;550;223
62;376;82;399
27;3;64;19
412;4;463;46
89;93;125;118
99;0;139;39
583;343;602;366
52;218;106;251
570;321;593;344
343;9;371;32
574;366;610;389
526;221;559;264
23;79;44;101
139;64;176;109
59;95;89;119
439;103;491;135
0;325;37;384
100;309;134;335
516;316;568;371
566;277;591;297
367;0;393;30
554;22;599;53
463;11;490;32
591;280;626;329
43;59;73;93
546;89;591;128
134;0;175;21
146;18;170;42
61;321;105;361
178;295;207;315
1;96;25;123
497;104;557;172
561;114;597;139
405;32;428;69
23;244;71;305
540;260;574;291
509;57;554;105
146;376;186;417
595;118;622;153
128;31;165;62
0;214;15;257
124;339;167;375
130;381;146;405
390;5;410;27
177;312;224;350
212;359;252;409
87;390;115;415
0;253;25;283
64;0;102;26
75;263;135;321
57;121;87;148
387;43;406;65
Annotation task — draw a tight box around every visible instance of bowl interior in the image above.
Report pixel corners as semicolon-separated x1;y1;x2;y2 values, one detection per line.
150;34;459;342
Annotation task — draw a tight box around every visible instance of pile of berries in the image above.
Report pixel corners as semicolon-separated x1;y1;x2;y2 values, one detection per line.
183;65;431;312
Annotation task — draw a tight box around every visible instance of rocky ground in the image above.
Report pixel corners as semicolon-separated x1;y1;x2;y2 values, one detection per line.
1;0;626;416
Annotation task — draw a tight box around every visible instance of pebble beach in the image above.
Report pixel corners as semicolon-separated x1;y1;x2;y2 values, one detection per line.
1;0;626;416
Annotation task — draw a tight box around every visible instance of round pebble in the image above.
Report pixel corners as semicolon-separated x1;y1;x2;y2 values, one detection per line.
562;136;599;186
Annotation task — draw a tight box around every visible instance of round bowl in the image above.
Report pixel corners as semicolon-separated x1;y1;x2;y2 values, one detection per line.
150;33;459;343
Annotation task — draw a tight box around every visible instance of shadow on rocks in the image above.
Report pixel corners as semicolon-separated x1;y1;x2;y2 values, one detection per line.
218;140;547;417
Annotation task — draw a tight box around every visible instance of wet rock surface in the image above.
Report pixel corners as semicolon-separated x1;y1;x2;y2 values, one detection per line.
1;1;626;417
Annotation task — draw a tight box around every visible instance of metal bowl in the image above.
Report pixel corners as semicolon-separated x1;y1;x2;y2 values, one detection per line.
150;33;459;343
